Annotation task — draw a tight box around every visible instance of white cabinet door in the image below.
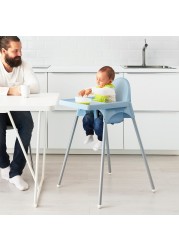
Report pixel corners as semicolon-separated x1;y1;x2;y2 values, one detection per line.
121;73;179;151
107;122;123;149
124;112;179;150
48;111;94;149
48;111;123;150
124;73;179;111
48;73;96;109
7;73;48;150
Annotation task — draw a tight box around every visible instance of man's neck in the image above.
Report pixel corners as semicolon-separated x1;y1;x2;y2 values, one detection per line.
1;58;13;72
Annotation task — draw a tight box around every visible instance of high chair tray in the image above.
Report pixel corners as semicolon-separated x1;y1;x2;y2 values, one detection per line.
59;98;130;111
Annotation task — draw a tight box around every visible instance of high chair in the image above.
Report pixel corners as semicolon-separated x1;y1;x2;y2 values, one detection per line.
57;77;155;208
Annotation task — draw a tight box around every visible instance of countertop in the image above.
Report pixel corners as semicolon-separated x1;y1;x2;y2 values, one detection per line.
32;65;179;73
119;66;179;73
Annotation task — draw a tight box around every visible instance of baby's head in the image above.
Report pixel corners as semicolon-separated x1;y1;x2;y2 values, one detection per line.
96;66;115;88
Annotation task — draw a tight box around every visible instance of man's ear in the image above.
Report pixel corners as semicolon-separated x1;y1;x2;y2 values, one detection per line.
1;48;6;54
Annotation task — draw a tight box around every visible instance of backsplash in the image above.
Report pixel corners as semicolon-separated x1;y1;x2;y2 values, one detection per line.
20;36;179;67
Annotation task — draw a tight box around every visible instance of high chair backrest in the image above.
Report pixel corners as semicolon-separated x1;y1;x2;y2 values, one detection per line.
113;77;131;102
100;77;134;124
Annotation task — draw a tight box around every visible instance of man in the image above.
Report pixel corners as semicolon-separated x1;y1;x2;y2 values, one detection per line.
0;36;39;191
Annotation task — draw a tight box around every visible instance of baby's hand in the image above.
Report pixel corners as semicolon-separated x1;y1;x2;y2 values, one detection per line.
78;89;86;96
84;89;92;96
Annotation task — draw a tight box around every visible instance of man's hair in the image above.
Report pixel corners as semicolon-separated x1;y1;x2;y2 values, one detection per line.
0;36;20;50
98;66;115;81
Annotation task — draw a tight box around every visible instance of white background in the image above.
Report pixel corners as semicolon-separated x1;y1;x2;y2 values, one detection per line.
1;0;179;249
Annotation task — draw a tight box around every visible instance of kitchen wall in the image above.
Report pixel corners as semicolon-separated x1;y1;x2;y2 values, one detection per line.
20;36;179;67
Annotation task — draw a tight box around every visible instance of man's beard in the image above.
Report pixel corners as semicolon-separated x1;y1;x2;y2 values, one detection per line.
5;54;22;68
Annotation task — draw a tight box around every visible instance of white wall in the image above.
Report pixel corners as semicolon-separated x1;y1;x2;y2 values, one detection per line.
20;36;179;67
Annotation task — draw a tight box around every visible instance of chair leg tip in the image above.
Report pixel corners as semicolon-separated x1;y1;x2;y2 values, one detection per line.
57;184;61;188
97;205;102;209
152;189;156;193
108;172;112;175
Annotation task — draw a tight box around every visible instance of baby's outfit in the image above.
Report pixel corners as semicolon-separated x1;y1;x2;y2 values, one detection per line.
83;84;116;151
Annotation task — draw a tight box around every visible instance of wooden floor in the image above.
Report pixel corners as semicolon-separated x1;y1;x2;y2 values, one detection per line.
0;154;179;215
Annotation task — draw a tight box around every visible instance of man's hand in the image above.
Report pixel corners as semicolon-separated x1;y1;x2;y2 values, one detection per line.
7;86;21;96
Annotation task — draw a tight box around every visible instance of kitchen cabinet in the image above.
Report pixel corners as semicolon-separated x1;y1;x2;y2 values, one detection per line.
124;112;179;150
48;71;179;152
48;111;123;150
123;73;179;111
48;72;95;100
119;72;179;151
7;69;179;154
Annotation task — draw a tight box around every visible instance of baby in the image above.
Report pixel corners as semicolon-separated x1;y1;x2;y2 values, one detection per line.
78;66;116;151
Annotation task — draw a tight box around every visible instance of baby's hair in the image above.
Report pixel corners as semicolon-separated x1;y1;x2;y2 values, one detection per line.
0;36;20;50
98;66;115;81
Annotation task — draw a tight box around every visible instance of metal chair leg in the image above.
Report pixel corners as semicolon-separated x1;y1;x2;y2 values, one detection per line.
57;115;79;187
98;121;107;208
105;124;112;174
132;118;155;192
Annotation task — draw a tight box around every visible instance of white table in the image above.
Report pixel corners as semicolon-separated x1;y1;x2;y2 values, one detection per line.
0;93;59;207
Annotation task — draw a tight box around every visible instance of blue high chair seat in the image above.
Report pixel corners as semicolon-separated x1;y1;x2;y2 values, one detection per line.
57;77;155;208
